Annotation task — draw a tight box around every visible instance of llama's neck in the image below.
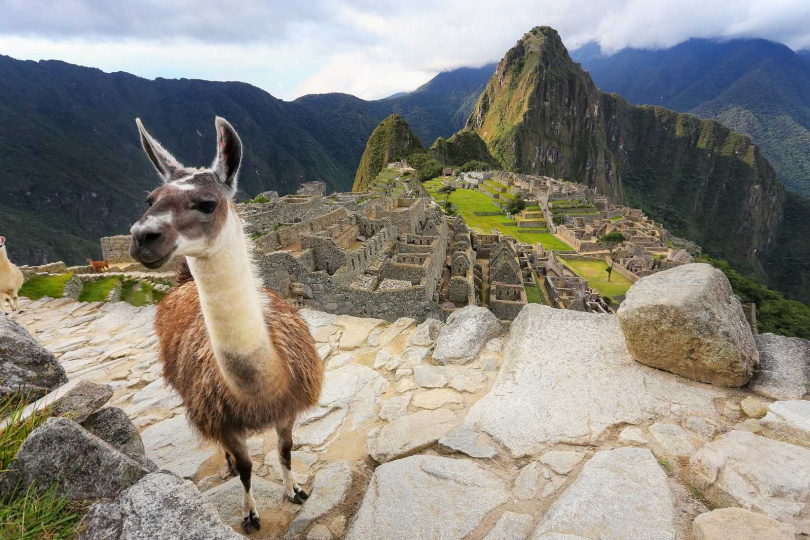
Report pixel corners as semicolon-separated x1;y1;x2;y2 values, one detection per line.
0;248;10;269
186;213;271;358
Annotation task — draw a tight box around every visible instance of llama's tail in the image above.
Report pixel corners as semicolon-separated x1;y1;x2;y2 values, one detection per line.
176;258;194;285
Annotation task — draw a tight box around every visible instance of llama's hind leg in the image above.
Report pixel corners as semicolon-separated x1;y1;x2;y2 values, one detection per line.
277;418;308;504
222;431;260;532
0;293;10;313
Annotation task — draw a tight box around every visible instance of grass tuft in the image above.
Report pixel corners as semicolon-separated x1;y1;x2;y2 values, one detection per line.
18;273;74;301
0;393;83;539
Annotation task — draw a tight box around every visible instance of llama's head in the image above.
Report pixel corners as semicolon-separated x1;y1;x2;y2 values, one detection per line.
129;117;242;269
0;237;5;249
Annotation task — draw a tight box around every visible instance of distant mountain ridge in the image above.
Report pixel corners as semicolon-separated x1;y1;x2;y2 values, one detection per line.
466;27;809;305
0;55;493;265
571;38;810;197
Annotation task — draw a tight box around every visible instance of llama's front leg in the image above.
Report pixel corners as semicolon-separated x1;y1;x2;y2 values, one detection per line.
0;294;10;313
277;419;309;504
222;431;260;533
12;296;20;312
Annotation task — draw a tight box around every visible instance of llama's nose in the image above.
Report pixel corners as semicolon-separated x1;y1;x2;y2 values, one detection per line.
131;225;163;249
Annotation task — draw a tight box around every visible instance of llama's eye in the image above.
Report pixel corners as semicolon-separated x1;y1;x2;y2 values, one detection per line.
197;201;217;214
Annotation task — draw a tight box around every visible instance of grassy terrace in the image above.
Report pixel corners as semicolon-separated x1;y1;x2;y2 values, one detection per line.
524;271;548;305
424;180;572;250
18;273;74;300
560;258;633;300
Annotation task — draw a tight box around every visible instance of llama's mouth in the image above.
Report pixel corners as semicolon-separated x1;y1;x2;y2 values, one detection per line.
140;248;176;269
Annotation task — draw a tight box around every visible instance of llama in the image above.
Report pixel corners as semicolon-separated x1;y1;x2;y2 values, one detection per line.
128;117;323;533
86;258;110;273
0;237;25;313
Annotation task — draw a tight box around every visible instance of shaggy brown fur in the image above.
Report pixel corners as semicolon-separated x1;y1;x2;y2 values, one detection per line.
87;258;110;273
155;276;323;442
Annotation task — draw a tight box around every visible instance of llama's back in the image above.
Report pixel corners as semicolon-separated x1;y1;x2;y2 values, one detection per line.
155;281;323;441
0;260;24;293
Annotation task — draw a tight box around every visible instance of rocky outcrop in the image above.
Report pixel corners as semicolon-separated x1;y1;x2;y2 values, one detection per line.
81;471;241;540
82;406;156;470
749;333;810;399
0;313;67;400
466;304;722;456
0;417;150;501
432;306;502;364
532;448;676;539
690;430;810;534
617;264;758;387
346;455;508;540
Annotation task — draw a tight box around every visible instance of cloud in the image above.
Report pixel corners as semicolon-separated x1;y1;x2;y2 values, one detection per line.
1;0;809;100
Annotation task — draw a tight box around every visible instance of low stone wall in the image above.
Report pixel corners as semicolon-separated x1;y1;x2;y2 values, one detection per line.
100;235;135;264
19;261;67;276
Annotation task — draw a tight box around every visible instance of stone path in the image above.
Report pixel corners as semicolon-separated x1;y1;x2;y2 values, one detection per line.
10;297;809;539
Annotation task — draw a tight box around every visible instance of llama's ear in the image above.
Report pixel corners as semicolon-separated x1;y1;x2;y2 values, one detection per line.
212;117;242;194
136;118;184;182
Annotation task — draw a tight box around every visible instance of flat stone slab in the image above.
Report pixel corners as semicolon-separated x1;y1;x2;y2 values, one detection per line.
539;450;585;475
346;455;508;540
203;476;285;527
484;512;533;540
760;400;810;448
285;461;352;538
466;305;723;456
141;415;216;479
532;447;676;540
693;507;796;540
368;409;456;463
690;429;810;534
336;316;384;350
439;425;497;459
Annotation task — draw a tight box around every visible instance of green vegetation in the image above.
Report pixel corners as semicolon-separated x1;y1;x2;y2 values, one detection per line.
247;194;270;204
0;393;83;539
561;258;633;298
353;115;425;192
120;279;164;307
597;231;628;282
700;256;810;339
658;458;673;473
18;273;74;301
78;277;120;303
459;160;491;172
505;193;527;215
406;151;443;182
424;180;572;250
430;131;497;168
524;271;547;305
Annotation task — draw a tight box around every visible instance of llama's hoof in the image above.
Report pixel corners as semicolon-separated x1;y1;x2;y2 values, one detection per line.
242;510;261;533
291;486;309;504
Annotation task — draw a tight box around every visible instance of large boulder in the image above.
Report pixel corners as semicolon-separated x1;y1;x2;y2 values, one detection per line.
749;333;810;399
80;471;241;540
432;306;502;364
0;313;67;400
0;417;149;501
690;430;810;534
532;448;676;539
346;455;508;540
465;305;723;457
617;263;758;387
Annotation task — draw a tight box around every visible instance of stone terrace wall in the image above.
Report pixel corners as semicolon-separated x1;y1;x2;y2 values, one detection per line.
333;224;397;288
100;235;136;264
239;197;335;237
489;282;526;320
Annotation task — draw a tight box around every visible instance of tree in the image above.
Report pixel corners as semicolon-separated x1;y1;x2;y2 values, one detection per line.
598;230;627;282
552;214;563;226
438;185;456;206
505;193;526;215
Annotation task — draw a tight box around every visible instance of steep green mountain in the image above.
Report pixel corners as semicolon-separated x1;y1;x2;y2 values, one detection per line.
352;115;425;191
0;55;492;265
467;27;810;305
571;39;810;196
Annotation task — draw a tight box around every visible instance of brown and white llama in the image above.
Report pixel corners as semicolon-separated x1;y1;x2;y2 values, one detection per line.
128;117;323;533
0;237;25;313
86;258;110;273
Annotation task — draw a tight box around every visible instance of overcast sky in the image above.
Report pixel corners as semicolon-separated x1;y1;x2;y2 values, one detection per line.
2;0;809;101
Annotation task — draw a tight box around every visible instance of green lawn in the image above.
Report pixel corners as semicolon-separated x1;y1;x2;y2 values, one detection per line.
18;273;74;300
524;271;547;305
78;277;120;302
560;258;633;299
423;183;573;250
